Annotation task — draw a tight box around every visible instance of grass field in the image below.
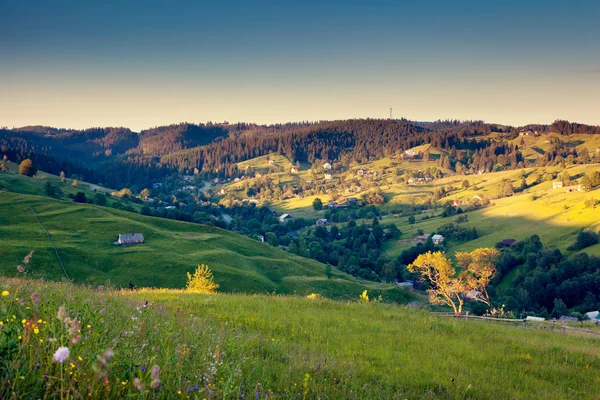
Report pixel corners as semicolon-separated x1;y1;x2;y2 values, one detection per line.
2;277;600;399
380;164;600;260
0;190;415;302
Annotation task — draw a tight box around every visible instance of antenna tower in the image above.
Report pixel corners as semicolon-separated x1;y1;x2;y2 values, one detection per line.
389;108;393;120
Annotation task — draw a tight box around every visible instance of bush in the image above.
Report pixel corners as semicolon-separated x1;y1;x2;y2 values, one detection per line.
186;264;219;293
567;231;599;251
73;192;87;203
18;159;36;177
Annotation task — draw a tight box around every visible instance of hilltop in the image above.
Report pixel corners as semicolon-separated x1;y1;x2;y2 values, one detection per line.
1;277;599;399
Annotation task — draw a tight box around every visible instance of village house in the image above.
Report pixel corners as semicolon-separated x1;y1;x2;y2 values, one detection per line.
279;214;293;223
347;197;358;204
323;162;332;170
290;166;299;173
327;201;338;208
552;181;564;189
324;173;332;180
316;218;328;226
585;311;599;323
257;235;265;242
249;199;259;204
415;233;431;243
404;149;417;159
233;177;241;183
268;160;275;165
432;234;445;244
407;178;415;184
114;233;144;246
558;315;578;322
219;188;227;195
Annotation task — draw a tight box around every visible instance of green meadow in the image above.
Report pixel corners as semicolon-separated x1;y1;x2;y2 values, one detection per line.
1;278;600;399
0;189;413;302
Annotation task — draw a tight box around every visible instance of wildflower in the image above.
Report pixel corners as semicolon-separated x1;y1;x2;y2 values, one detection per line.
133;378;145;391
97;349;114;367
87;324;91;329
97;285;105;292
34;328;40;334
23;251;34;265
99;309;105;315
31;293;41;306
16;265;24;273
1;291;8;297
141;365;147;372
53;347;70;363
57;306;67;321
150;365;160;388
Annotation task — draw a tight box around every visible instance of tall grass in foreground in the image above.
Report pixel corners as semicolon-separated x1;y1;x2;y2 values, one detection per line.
1;278;600;399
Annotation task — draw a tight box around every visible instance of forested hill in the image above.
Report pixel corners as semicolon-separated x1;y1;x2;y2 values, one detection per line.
2;119;599;188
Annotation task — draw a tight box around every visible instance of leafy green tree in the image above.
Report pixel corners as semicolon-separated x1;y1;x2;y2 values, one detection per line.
73;192;87;203
19;159;36;176
94;192;108;206
312;197;323;210
43;182;57;197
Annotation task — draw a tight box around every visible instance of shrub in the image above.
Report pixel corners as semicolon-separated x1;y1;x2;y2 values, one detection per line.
19;159;36;176
186;264;219;293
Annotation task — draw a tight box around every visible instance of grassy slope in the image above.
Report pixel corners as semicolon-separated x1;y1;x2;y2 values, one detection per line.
2;278;600;399
381;163;600;259
0;187;413;302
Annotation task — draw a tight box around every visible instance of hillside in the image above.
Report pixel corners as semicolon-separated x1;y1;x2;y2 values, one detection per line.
0;188;412;302
2;278;600;399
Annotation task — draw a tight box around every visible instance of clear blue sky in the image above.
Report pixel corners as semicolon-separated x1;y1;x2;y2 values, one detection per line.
1;0;599;130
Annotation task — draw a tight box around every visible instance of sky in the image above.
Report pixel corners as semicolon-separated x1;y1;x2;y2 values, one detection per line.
1;0;599;131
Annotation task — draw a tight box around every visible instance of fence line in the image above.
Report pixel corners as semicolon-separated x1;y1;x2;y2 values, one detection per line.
28;206;70;280
435;312;600;337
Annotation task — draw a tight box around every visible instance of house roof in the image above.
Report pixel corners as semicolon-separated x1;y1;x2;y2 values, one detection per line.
118;233;144;243
416;234;431;240
585;311;599;320
502;239;516;245
432;234;444;240
558;315;578;322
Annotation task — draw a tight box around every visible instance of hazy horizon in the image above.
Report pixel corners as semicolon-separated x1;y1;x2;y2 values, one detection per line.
2;0;599;131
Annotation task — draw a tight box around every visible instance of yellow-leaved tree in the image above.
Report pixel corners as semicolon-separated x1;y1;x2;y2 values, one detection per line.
408;248;498;315
186;264;219;294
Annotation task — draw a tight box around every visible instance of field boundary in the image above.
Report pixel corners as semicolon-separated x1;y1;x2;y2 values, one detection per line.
28;206;70;280
435;312;600;337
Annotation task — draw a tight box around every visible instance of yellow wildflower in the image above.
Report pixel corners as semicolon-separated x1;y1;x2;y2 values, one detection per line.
34;328;40;334
1;291;8;296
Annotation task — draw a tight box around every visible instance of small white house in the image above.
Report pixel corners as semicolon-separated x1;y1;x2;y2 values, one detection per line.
324;173;332;180
114;233;144;246
279;214;293;223
526;316;545;322
585;311;599;322
432;234;445;244
323;163;332;170
552;181;564;189
316;218;328;226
